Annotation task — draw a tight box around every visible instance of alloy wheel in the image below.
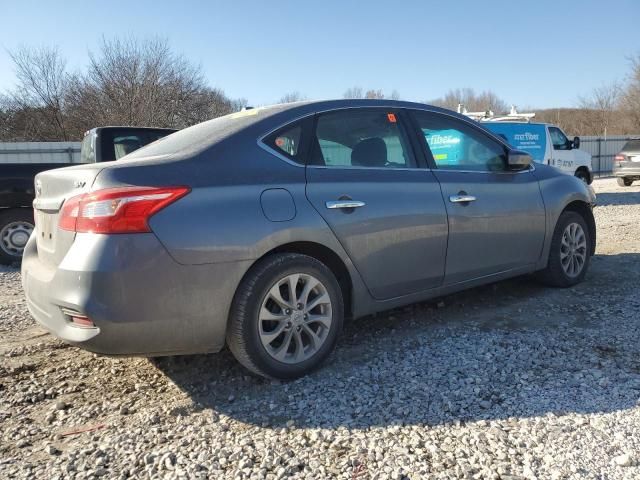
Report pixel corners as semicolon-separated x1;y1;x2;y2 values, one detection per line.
258;273;333;364
560;222;587;278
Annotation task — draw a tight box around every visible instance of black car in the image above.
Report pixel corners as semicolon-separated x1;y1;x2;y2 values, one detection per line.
0;126;176;264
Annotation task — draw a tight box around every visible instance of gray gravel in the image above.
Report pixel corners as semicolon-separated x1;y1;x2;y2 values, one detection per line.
1;177;640;479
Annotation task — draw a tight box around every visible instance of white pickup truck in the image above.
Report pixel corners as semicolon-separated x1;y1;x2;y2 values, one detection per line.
461;107;593;184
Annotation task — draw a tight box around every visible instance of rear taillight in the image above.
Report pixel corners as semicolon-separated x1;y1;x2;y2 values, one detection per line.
615;154;627;162
59;186;190;234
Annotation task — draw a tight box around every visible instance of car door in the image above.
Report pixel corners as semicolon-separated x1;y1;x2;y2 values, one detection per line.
305;108;449;300
409;110;546;285
548;126;576;173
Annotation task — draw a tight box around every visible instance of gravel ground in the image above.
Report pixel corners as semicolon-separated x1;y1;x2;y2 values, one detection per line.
1;177;640;480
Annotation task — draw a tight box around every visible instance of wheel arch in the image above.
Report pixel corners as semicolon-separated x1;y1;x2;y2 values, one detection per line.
575;166;592;184
561;200;596;256
240;241;354;319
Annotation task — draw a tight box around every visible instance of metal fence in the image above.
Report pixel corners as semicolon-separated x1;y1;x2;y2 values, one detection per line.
0;142;82;164
580;135;640;176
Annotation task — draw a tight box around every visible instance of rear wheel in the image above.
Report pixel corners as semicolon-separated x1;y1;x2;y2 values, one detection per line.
617;177;633;187
536;211;591;288
0;209;34;265
227;253;344;379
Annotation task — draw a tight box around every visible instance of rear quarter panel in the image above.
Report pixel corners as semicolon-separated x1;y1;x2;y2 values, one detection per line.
91;132;373;318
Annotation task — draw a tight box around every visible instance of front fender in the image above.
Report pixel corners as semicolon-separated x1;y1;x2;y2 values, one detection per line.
533;165;596;269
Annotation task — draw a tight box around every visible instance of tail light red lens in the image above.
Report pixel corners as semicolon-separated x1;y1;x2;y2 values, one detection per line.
59;186;190;234
614;154;626;162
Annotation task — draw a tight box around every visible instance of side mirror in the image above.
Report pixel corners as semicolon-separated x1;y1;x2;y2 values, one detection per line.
572;136;580;149
507;150;533;170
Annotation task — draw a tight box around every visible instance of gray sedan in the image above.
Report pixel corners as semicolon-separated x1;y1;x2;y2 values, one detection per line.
22;100;597;379
613;139;640;186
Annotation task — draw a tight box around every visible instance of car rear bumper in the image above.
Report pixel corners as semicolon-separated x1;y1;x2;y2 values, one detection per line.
613;162;640;178
21;232;251;356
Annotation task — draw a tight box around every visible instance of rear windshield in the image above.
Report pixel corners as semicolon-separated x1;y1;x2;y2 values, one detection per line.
482;123;547;163
622;140;640;152
122;106;290;161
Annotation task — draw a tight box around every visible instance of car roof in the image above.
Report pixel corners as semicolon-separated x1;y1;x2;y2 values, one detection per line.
483;121;547;127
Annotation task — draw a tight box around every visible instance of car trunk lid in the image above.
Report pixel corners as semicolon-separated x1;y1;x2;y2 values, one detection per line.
32;164;105;267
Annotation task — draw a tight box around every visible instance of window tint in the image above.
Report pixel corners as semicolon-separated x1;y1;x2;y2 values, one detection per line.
413;111;507;171
549;126;570;150
114;135;144;160
313;110;415;168
264;123;305;164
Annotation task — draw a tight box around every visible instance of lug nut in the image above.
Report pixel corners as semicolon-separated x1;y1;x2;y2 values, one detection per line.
297;303;303;310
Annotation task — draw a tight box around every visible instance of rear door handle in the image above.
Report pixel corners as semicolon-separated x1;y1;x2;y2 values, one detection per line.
449;194;476;203
326;200;366;209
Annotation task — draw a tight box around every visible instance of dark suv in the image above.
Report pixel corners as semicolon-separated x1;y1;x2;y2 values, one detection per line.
613;139;640;186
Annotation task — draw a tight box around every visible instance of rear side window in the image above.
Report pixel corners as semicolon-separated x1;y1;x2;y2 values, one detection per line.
413;111;507;171
483;123;547;163
311;109;415;168
264;124;303;161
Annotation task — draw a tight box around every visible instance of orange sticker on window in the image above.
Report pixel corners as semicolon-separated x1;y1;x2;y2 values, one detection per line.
387;113;397;123
275;137;286;147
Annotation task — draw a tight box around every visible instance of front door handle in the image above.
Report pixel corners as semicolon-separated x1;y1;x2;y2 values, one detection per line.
449;194;476;203
326;200;366;209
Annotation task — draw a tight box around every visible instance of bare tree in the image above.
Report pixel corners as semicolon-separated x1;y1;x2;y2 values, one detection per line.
8;46;70;140
278;91;306;104
621;53;640;130
343;86;364;99
430;88;507;113
63;37;236;135
578;83;622;135
365;89;385;99
389;89;401;100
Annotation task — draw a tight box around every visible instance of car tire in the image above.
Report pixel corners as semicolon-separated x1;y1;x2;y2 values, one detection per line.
0;209;34;266
617;177;633;187
536;211;591;288
227;253;344;379
575;169;591;184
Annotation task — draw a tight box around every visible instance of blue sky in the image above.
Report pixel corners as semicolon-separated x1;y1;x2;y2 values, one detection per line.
0;0;638;108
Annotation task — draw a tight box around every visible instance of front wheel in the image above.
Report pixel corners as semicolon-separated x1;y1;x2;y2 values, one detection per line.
0;209;35;266
536;211;591;288
575;169;591;184
227;253;344;379
617;177;633;187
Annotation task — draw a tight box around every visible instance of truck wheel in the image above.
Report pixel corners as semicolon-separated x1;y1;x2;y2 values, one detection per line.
574;169;591;184
617;177;633;187
0;209;34;265
536;211;591;288
227;253;344;379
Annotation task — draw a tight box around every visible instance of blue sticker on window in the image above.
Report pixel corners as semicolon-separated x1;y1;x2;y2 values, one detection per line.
483;123;546;163
423;129;464;166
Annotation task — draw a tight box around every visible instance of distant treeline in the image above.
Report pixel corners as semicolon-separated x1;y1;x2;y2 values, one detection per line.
1;37;638;142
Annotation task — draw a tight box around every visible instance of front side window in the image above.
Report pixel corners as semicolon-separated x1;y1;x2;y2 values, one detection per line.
549;126;570;150
413;111;507;171
312;109;415;168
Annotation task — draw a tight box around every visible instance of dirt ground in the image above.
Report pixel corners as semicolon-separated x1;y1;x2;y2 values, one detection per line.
1;177;640;479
